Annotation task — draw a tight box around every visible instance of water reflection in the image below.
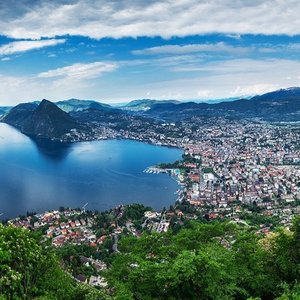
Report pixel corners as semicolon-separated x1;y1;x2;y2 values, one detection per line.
30;137;72;161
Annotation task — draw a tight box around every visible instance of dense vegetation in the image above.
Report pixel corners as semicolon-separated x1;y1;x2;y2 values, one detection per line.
3;216;300;299
0;225;111;300
106;217;300;300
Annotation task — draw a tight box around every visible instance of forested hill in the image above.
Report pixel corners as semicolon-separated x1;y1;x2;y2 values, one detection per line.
2;217;300;299
144;87;300;122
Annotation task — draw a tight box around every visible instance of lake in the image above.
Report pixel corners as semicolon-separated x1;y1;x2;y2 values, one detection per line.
0;123;182;219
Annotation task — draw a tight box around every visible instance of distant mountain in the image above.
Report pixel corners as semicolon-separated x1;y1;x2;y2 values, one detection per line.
71;107;122;122
56;98;112;112
2;87;300;142
144;88;300;122
195;96;252;104
2;100;84;141
0;106;12;117
70;106;154;131
119;99;180;112
251;87;300;101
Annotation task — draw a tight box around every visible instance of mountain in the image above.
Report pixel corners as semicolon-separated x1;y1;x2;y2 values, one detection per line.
2;87;300;142
0;106;12;117
196;96;252;104
1;102;38;124
2;100;84;141
56;98;112;112
251;87;300;101
70;106;154;131
144;88;300;121
119;99;180;112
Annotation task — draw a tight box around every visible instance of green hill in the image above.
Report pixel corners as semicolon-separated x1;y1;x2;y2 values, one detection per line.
3;216;300;299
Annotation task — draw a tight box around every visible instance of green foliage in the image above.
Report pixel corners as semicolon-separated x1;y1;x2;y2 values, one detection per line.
0;225;106;300
275;283;300;299
73;284;113;300
5;217;300;299
0;224;76;299
106;222;240;299
239;212;280;228
105;218;300;299
118;204;151;228
202;167;214;173
158;160;182;169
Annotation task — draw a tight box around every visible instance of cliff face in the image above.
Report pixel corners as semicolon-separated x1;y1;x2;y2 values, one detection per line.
2;100;83;140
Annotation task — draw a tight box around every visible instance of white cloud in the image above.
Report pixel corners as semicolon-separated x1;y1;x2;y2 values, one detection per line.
1;58;300;105
38;61;118;79
103;58;300;101
230;84;280;97
197;90;212;98
1;0;300;40
0;39;65;56
1;57;11;61
0;61;118;105
132;42;250;55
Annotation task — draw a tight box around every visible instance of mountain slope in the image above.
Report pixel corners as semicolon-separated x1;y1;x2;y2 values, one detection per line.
56;98;111;112
2;100;84;140
144;88;300;121
1;102;38;125
0;106;12;117
119;99;180;112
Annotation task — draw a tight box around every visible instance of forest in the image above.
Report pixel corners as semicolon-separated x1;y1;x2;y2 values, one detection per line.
2;217;300;299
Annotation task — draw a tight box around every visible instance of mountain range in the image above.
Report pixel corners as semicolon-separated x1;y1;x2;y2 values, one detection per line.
1;87;300;141
143;87;300;121
117;99;181;112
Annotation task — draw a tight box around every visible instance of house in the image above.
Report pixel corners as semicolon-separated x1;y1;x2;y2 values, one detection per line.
75;274;87;284
89;275;108;287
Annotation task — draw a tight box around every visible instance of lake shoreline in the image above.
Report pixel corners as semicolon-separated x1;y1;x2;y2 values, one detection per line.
0;123;182;220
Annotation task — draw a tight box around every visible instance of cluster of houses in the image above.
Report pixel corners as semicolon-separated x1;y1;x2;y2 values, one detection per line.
177;121;300;228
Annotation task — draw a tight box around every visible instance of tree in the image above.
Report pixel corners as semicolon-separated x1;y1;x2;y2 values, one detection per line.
73;284;113;300
106;222;240;299
0;225;76;299
232;232;278;299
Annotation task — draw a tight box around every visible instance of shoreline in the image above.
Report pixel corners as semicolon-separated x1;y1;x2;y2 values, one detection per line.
0;122;184;150
0;127;184;221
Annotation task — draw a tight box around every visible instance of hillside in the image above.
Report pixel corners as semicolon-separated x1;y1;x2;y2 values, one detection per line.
56;98;112;112
2;215;300;299
2;87;300;142
119;99;181;112
2;100;84;141
0;106;12;117
0;224;111;299
1;102;38;124
145;87;300;121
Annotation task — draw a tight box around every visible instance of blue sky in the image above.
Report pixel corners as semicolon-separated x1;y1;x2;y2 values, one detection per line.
1;0;300;105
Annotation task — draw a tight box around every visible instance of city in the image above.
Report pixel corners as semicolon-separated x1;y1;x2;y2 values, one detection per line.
5;117;300;293
2;0;300;298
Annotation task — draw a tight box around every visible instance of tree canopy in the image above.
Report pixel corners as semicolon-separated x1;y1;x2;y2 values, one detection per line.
3;217;300;299
105;218;300;299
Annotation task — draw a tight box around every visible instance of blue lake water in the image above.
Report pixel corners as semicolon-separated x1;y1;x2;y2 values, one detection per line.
0;123;182;219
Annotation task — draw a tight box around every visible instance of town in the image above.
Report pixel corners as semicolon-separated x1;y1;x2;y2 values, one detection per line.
5;117;300;289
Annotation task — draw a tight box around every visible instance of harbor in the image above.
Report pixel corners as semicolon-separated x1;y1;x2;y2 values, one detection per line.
143;166;184;202
143;166;168;174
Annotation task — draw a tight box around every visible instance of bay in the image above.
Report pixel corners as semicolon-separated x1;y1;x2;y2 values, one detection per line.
0;123;181;219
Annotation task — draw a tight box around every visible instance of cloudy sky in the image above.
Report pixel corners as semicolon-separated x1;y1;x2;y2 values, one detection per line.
1;0;300;105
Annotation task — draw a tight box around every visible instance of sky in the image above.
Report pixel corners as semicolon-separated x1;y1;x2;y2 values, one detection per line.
1;0;300;105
